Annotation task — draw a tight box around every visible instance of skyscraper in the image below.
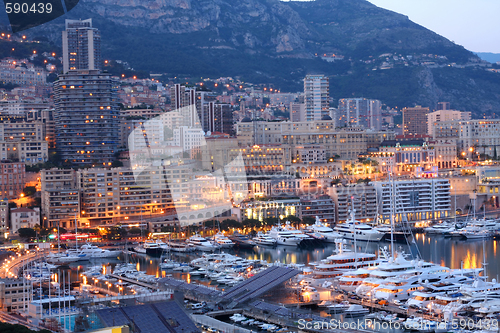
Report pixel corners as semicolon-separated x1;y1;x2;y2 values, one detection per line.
54;70;119;166
62;19;101;73
207;102;234;135
403;105;429;136
337;98;382;130
304;75;329;121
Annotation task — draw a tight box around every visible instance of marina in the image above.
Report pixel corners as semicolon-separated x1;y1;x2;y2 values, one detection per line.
3;218;500;333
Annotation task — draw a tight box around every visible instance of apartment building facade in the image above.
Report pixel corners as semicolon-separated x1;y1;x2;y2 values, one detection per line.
374;178;451;222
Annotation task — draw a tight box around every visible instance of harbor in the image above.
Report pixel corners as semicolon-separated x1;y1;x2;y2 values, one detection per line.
2;215;500;333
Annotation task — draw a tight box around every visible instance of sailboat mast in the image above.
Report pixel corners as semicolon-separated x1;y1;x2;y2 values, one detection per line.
454;185;457;225
57;220;60;254
389;163;395;259
351;198;357;264
75;211;78;250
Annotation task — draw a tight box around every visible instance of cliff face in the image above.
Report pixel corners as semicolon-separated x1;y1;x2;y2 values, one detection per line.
54;0;473;60
30;0;500;116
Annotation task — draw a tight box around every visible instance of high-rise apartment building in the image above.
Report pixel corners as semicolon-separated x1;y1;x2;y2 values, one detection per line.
78;167;176;227
304;75;329;121
337;98;382;130
374;178;451;222
0;160;25;199
290;102;305;122
40;168;79;229
427;109;471;136
0;199;8;239
54;70;119;166
62;19;101;73
402;106;429;136
206;102;234;135
328;184;378;222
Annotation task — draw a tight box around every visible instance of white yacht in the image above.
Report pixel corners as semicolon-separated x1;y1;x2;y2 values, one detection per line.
309;239;378;280
133;244;147;254
79;244;122;258
461;228;493;240
334;222;384;242
168;241;195;252
303;216;342;242
281;221;314;242
46;252;81;265
459;276;500;296
334;208;384;242
355;252;439;298
371;266;453;303
268;226;303;246
424;223;455;235
187;234;220;252
66;244;121;260
143;240;169;256
344;304;369;316
459;218;500;239
253;232;277;246
213;232;234;249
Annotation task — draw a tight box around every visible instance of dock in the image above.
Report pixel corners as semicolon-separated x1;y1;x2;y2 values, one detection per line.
108;273;158;290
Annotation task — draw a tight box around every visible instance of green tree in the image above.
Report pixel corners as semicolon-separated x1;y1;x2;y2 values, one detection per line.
284;215;301;223
302;216;315;225
18;228;36;239
129;227;142;235
106;227;127;239
22;186;36;197
242;218;262;228
220;219;242;231
263;217;278;226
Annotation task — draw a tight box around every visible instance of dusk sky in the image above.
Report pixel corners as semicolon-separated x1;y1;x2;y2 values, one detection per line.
367;0;500;53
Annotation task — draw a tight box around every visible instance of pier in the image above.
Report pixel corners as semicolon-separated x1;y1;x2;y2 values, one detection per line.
108;273;159;290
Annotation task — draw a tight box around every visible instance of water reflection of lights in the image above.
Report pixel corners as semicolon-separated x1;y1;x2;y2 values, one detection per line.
462;250;478;269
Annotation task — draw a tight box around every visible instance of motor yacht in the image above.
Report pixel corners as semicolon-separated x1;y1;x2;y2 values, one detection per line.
143;240;169;256
337;268;374;293
368;262;479;303
65;244;122;260
371;266;453;303
160;259;180;270
460;227;493;240
46;252;81;265
334;222;384;242
344;304;369;316
303;216;342;242
309;239;378;280
326;301;351;313
213;232;234;249
187;234;220;252
355;252;440;298
281;221;315;244
229;231;256;248
424;223;455;235
253;232;277;246
133;244;146;254
167;241;195;252
268;226;303;246
79;244;122;258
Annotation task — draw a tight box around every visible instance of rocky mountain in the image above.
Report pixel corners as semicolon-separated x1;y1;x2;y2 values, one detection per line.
15;0;500;115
